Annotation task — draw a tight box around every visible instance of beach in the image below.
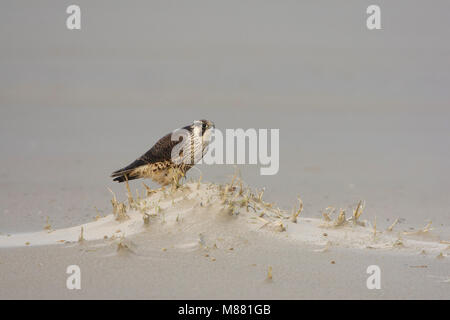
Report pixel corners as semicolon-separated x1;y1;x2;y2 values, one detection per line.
1;181;449;299
1;1;449;299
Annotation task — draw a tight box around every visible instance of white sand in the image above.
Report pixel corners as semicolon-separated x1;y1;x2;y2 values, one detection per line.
1;182;448;256
1;1;450;299
1;181;448;299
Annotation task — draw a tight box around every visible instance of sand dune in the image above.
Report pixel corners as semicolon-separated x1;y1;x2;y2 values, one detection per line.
1;179;447;259
1;178;449;299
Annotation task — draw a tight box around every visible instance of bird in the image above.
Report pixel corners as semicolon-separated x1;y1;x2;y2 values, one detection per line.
111;119;214;186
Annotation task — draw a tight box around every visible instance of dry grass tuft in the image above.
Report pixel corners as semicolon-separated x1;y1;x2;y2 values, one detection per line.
155;201;162;216
241;191;251;212
334;209;346;227
108;187;118;211
44;216;52;231
257;188;265;202
320;200;368;228
352;200;365;225
116;203;128;221
94;207;103;221
320;200;367;228
108;188;129;221
238;180;244;196
291;196;303;223
135;188;141;204
322;207;335;222
124;178;134;209
260;220;286;232
387;218;399;232
170;168;185;193
403;221;433;236
230;167;239;189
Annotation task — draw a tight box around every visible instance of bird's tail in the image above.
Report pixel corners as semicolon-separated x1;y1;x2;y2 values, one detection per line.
111;173;139;183
111;159;146;183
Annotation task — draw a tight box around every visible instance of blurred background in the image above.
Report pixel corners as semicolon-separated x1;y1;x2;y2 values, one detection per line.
1;1;449;233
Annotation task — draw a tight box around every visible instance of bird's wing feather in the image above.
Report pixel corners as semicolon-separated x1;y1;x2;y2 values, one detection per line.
111;125;191;177
139;132;182;164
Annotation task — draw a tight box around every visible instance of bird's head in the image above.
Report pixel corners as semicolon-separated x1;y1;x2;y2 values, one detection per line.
193;119;215;135
191;119;215;149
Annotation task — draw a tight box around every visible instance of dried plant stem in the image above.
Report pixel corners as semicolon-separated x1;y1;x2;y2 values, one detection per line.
142;182;154;197
258;188;265;202
353;200;365;223
44;216;52;231
322;207;335;222
197;174;202;190
403;221;433;235
230;167;239;189
124;177;134;208
335;209;346;226
267;266;273;280
387;218;399;232
291;196;303;223
373;216;377;239
108;188;118;215
78;227;84;243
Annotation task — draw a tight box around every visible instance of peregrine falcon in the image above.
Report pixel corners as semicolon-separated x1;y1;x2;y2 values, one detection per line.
111;120;214;186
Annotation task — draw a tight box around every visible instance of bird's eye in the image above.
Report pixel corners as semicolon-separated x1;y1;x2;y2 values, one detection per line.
202;123;207;129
